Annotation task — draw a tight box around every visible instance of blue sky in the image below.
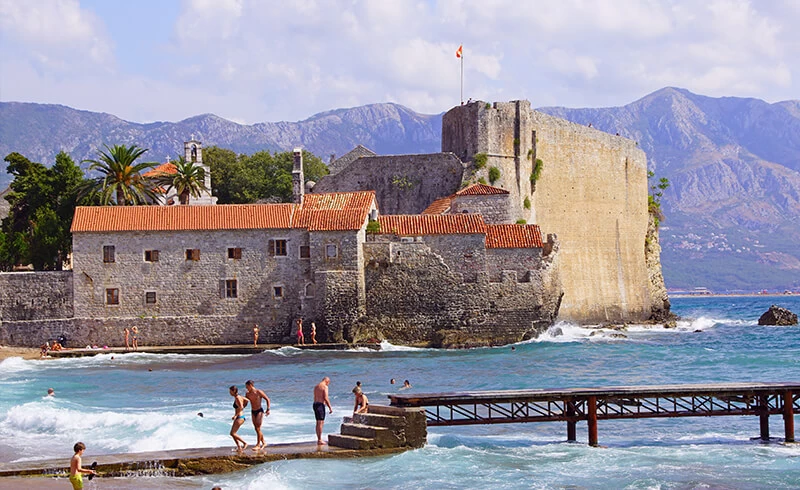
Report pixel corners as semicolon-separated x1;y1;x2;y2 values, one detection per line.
1;0;798;124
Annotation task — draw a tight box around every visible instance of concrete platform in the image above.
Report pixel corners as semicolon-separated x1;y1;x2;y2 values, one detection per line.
46;343;381;358
0;441;408;478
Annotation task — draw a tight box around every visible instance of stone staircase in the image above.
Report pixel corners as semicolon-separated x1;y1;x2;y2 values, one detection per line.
328;404;427;450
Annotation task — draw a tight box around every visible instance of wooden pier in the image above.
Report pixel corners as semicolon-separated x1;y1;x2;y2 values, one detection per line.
389;382;800;446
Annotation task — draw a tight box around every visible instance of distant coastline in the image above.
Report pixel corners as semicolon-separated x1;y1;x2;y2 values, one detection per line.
670;292;797;298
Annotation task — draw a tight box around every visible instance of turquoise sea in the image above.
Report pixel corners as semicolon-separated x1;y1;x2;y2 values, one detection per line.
1;296;799;489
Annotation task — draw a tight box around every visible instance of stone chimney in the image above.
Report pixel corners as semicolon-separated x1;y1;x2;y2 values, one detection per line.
292;148;304;204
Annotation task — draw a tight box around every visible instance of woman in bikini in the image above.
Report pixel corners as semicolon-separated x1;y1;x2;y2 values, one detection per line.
229;385;249;451
131;326;139;351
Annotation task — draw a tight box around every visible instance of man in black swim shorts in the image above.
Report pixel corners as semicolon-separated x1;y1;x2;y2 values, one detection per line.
312;377;333;444
245;380;271;450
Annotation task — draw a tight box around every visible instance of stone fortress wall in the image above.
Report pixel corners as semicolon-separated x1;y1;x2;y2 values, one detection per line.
324;99;666;323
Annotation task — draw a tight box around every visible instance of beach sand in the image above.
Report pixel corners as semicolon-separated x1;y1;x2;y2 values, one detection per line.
0;346;40;361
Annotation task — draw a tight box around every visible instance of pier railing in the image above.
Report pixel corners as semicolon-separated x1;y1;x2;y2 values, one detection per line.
389;382;800;446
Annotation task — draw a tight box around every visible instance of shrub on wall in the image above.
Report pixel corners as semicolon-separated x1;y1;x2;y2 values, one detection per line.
531;158;544;184
488;166;501;184
516;219;527;224
523;197;531;210
473;153;487;170
485;102;492;109
366;220;381;234
477;177;487;185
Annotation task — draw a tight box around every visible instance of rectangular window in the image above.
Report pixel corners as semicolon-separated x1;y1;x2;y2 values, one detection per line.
268;239;288;257
326;244;338;258
103;245;115;263
145;291;157;304
225;279;238;298
273;286;283;299
228;247;242;260
144;250;159;262
185;249;200;261
105;288;119;305
299;245;310;259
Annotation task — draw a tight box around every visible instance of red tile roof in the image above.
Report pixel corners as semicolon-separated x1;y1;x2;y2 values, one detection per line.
455;183;509;196
421;196;452;215
143;162;177;178
485;224;543;248
377;214;487;236
71;204;296;232
71;191;376;233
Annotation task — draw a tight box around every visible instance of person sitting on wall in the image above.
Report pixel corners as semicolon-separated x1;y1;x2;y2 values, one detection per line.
40;342;50;358
51;341;62;351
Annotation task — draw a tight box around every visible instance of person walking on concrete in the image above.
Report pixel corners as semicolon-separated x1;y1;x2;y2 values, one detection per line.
296;318;305;345
310;322;317;344
313;377;333;445
245;379;271;450
229;385;249;451
253;324;259;347
124;328;130;351
131;326;139;351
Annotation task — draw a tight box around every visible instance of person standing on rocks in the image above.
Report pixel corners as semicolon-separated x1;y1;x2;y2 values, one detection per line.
245;379;271;450
313;377;333;445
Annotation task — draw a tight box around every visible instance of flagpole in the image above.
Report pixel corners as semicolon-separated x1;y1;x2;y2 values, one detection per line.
460;45;464;104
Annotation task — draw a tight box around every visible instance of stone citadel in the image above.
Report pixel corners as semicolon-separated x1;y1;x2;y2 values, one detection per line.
0;99;668;348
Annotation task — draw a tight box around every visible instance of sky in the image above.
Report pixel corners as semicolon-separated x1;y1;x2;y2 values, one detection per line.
1;0;798;124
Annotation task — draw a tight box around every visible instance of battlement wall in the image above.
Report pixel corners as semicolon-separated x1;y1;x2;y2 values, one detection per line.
0;271;73;321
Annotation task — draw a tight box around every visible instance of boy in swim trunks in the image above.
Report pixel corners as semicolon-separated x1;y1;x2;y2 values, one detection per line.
245;379;271;449
313;377;333;444
69;442;96;489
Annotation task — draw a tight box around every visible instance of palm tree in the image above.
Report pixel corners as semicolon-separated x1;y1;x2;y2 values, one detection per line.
81;144;158;205
154;156;209;205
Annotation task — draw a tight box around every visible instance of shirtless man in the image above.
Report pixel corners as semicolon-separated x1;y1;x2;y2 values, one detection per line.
296;318;305;345
313;377;333;445
69;442;96;489
252;324;259;347
245;379;271;449
124;328;130;351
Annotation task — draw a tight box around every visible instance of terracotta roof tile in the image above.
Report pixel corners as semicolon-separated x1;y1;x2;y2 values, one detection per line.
455;183;509;196
377;214;487;236
143;162;177;178
421;196;452;215
485;224;543;249
71;204;296;232
302;191;376;211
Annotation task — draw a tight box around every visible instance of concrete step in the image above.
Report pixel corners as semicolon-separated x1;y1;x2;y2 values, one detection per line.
340;423;387;439
350;412;405;429
368;405;412;417
328;434;374;450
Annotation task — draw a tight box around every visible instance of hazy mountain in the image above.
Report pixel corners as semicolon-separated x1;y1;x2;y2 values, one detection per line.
0;101;442;189
2;88;799;291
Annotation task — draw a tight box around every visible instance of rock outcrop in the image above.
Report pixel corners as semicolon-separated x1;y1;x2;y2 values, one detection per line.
757;305;798;326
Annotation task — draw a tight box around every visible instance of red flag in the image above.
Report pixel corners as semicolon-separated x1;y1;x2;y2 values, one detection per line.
456;45;463;58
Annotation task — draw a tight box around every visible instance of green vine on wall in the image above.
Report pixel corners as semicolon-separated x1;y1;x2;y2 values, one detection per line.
488;166;501;184
391;175;415;190
473;153;487;170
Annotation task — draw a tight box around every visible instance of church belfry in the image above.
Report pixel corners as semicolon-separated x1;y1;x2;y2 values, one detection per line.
182;137;217;205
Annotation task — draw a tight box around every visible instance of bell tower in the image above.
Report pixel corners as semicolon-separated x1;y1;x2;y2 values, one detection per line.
183;137;217;205
292;147;304;204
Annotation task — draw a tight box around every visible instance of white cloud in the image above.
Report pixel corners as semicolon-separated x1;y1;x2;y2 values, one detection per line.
1;0;798;123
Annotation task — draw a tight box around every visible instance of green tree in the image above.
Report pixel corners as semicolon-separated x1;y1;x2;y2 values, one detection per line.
1;151;87;270
154;156;208;205
647;170;670;227
81;144;158;205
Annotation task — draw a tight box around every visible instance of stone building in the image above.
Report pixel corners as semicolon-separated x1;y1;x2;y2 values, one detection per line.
316;99;669;324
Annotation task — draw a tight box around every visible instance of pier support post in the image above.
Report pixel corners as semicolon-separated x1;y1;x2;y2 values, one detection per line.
587;396;598;447
566;400;576;442
759;395;770;441
783;390;795;443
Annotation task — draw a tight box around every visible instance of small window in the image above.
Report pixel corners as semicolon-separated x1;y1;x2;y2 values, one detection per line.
299;245;310;259
105;288;119;305
185;249;200;261
304;283;315;298
103;245;115;263
145;291;157;304
400;237;414;244
228;247;242;259
268;239;288;257
326;244;338;258
144;250;159;262
225;279;238;298
273;286;284;299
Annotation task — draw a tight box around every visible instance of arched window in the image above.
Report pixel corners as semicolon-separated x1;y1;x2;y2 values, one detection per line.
191;145;197;162
304;283;315;298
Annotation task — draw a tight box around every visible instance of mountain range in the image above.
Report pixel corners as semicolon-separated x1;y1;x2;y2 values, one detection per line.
1;87;799;292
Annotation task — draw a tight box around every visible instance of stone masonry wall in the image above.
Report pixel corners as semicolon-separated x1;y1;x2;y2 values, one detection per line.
528;110;653;322
450;194;513;224
313;154;465;214
72;229;313;341
0;271;73;321
354;237;561;346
